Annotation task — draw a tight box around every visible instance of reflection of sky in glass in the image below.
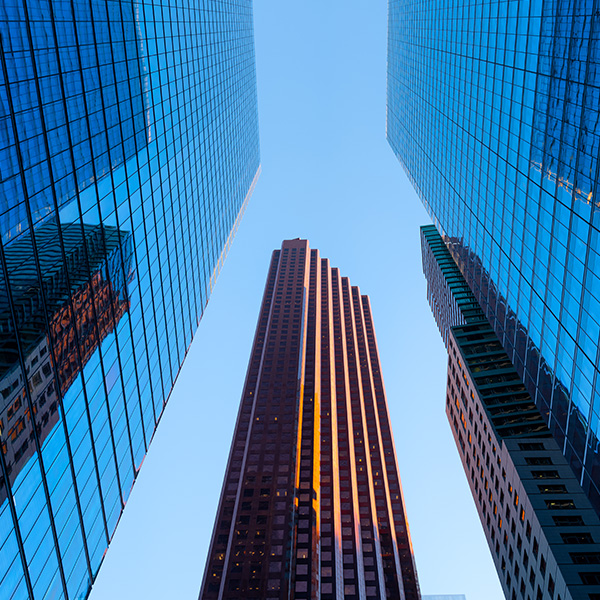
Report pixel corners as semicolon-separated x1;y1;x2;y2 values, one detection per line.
0;0;259;596
0;0;148;247
388;0;600;511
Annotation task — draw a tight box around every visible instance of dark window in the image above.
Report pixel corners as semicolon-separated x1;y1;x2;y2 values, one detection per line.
570;552;600;564
545;499;576;509
519;443;544;451
532;470;559;479
553;515;585;526
579;572;600;585
538;484;567;494
562;532;594;545
525;456;552;465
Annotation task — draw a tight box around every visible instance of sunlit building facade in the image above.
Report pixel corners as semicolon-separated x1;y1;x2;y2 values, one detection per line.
422;225;600;600
200;239;420;600
0;0;260;597
388;0;600;513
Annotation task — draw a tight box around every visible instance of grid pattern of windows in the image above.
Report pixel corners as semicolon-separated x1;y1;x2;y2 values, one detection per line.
421;225;486;345
199;240;419;600
0;0;260;597
447;325;600;600
422;226;600;599
388;0;600;513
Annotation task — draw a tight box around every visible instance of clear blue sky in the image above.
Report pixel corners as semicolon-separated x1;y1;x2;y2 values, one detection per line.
89;2;504;599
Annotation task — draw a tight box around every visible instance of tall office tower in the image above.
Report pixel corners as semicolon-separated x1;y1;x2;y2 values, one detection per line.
0;0;260;597
200;239;420;600
422;225;600;600
388;1;600;513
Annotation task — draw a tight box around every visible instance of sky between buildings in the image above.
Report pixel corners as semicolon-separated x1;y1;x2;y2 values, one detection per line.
89;2;504;599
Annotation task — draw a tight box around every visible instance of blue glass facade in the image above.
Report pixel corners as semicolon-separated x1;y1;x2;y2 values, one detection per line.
388;1;600;512
422;225;600;600
0;0;260;597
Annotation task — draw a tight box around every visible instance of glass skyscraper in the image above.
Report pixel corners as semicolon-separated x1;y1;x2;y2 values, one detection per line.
200;239;420;600
0;0;260;597
388;1;600;512
422;225;600;600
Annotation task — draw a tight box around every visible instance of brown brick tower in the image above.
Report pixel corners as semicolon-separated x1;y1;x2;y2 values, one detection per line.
199;239;420;600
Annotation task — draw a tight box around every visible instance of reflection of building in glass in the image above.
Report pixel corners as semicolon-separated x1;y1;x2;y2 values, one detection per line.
0;0;259;596
0;223;131;505
422;226;600;600
529;1;599;208
388;0;600;515
442;234;598;495
200;240;420;600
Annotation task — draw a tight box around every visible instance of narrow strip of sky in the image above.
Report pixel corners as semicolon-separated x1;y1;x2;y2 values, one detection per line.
89;3;504;599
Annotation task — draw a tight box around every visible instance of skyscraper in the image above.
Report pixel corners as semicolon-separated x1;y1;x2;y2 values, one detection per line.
422;225;600;600
0;0;260;597
388;1;600;512
200;239;420;600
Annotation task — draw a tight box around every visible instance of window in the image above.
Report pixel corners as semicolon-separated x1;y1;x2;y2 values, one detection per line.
579;572;600;585
532;470;559;479
570;552;600;564
545;499;576;509
519;442;544;451
562;532;594;544
538;484;568;494
525;457;552;465
553;515;584;526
